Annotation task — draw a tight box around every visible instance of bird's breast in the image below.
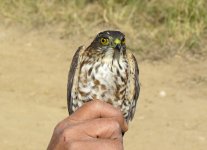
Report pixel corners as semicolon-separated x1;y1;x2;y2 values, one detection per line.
77;57;128;107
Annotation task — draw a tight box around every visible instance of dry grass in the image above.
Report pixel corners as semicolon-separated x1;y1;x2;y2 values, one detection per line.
0;0;206;60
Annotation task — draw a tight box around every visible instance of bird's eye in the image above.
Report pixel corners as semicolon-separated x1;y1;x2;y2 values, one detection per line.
122;38;125;44
100;38;109;45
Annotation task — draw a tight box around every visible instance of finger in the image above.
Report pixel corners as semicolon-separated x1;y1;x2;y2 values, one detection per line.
63;118;122;140
67;139;123;150
68;100;128;132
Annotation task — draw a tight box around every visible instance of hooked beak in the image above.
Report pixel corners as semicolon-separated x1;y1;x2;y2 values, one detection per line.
115;44;122;51
114;39;123;52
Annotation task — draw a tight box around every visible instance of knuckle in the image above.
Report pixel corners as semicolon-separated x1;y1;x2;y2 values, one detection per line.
54;122;64;134
60;127;73;140
54;119;70;133
85;99;102;111
91;99;102;107
108;119;121;131
85;99;100;107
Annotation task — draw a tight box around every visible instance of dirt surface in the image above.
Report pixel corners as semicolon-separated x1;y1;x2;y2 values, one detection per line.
0;25;207;150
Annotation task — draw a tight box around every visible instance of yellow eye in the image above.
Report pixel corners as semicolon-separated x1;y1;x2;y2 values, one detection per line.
122;38;125;44
100;38;109;45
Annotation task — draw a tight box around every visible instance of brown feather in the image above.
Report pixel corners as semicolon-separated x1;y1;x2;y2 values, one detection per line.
126;52;140;121
67;46;84;114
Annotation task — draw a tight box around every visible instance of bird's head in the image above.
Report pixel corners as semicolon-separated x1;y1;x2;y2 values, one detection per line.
89;30;126;55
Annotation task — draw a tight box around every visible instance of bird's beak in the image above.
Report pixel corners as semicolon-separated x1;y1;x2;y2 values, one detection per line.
114;39;122;52
115;44;122;51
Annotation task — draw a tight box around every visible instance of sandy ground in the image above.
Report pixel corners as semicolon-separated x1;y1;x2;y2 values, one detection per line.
0;25;207;150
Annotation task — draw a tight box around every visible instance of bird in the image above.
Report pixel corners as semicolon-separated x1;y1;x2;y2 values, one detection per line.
67;30;140;122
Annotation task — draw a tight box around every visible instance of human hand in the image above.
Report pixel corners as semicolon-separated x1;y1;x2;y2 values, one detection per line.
47;100;128;150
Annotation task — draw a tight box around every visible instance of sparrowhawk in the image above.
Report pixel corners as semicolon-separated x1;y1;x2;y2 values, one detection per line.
67;30;140;122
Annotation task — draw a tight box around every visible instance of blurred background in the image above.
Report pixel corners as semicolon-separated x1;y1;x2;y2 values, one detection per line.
0;0;206;150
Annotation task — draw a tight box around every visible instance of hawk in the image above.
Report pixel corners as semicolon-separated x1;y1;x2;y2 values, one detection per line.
67;30;140;122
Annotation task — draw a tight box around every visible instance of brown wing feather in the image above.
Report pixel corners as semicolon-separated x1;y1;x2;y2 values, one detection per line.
127;52;140;121
132;54;140;102
67;46;84;114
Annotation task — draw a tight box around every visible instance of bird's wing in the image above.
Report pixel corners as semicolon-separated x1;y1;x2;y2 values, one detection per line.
67;46;85;115
127;52;140;121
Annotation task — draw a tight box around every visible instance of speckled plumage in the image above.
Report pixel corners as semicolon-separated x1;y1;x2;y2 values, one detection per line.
67;31;140;122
